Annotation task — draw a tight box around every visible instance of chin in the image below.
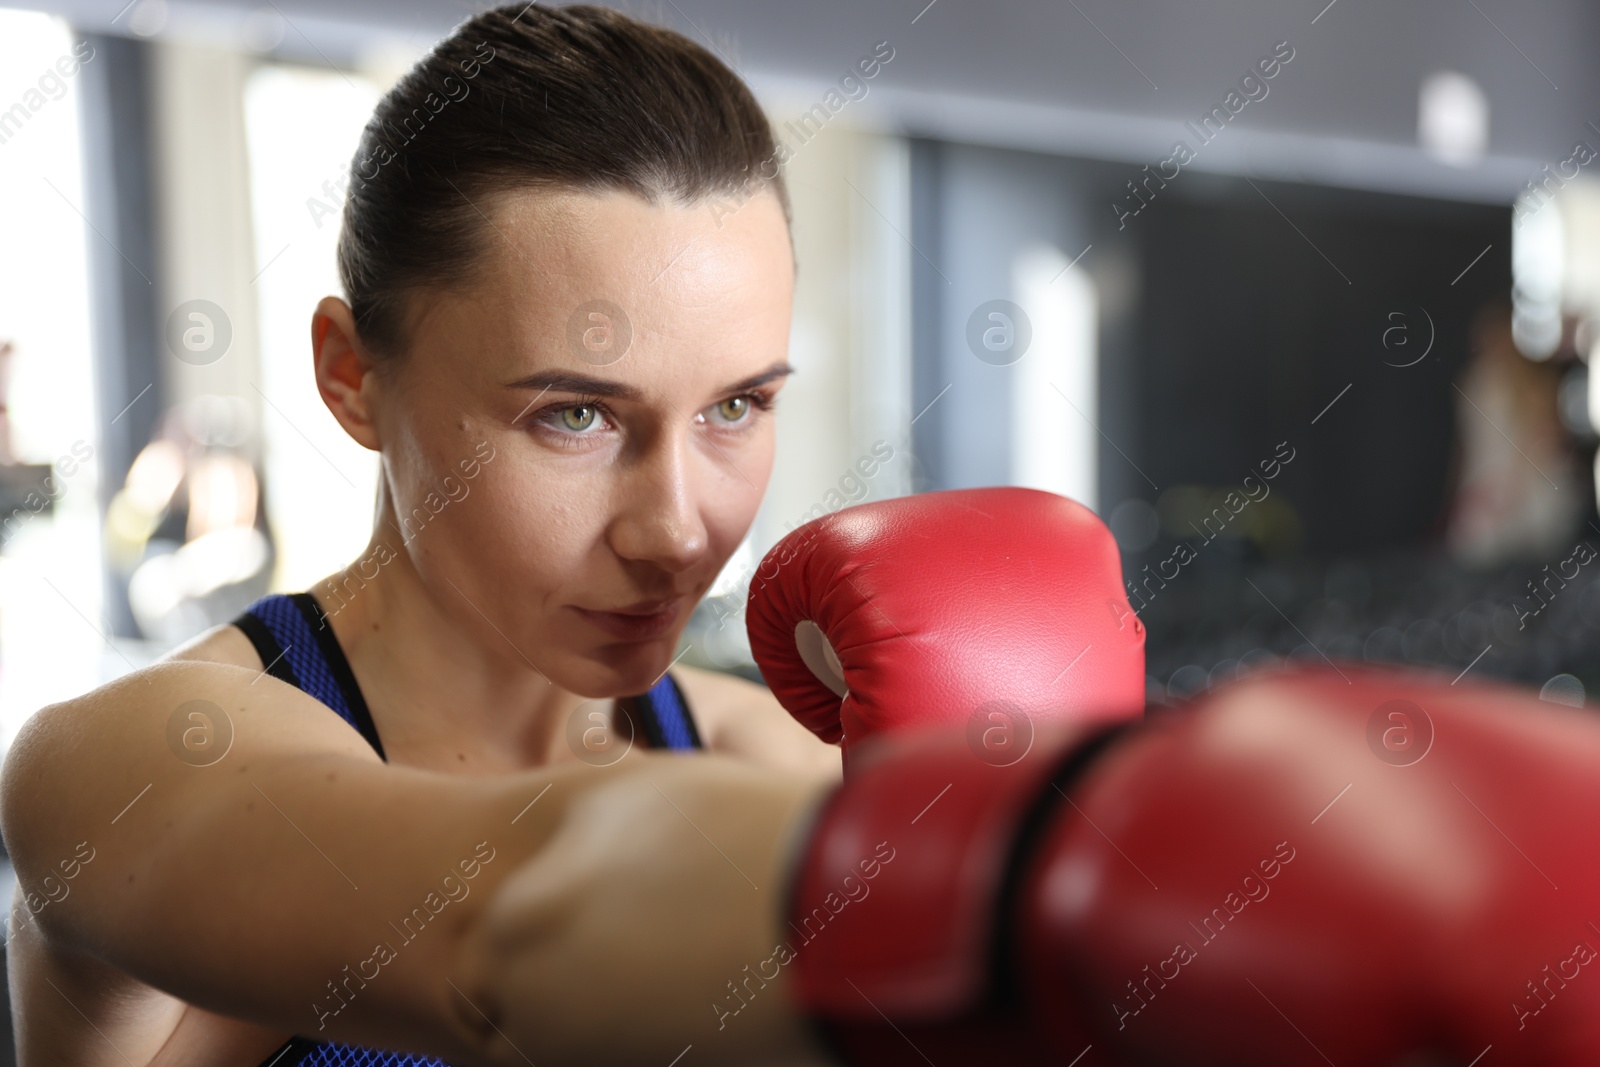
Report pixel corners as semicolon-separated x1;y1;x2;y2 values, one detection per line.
562;634;685;696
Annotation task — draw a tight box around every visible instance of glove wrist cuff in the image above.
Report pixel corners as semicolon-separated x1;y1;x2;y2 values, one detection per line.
786;722;1137;1023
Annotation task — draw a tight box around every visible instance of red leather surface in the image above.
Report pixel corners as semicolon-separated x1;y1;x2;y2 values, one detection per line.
746;487;1146;757
1021;664;1600;1066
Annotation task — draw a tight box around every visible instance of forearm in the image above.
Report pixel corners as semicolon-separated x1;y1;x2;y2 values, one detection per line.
124;752;690;1062
20;740;637;1060
5;660;842;1064
458;754;840;1066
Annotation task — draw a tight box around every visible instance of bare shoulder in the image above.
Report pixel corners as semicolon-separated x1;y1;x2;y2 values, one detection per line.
159;619;263;670
673;664;841;783
1;612;382;901
3;623;269;864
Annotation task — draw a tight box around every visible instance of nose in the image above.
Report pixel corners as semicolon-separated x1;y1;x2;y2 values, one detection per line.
608;420;710;574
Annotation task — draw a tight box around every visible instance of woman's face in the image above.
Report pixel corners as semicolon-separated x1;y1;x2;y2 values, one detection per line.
372;186;795;697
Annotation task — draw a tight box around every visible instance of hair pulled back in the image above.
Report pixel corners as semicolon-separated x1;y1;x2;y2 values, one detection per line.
336;3;791;362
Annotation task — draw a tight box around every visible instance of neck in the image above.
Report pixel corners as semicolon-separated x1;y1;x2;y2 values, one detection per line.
308;529;606;773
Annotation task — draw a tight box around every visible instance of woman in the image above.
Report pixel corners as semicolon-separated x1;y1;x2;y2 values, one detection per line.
0;6;841;1065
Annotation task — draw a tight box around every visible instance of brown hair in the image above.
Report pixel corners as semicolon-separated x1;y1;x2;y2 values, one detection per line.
336;3;792;363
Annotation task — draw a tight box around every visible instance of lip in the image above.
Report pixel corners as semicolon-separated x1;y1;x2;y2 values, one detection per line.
570;598;684;641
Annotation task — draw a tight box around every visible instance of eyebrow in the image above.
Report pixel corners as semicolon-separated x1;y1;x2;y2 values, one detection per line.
505;361;796;402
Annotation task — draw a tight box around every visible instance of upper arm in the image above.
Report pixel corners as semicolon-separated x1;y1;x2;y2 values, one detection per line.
676;665;841;783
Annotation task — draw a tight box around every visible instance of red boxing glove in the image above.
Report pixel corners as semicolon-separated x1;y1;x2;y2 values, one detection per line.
1020;664;1600;1066
745;488;1145;766
789;665;1600;1066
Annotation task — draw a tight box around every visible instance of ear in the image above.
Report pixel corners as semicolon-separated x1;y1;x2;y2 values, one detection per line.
312;296;383;451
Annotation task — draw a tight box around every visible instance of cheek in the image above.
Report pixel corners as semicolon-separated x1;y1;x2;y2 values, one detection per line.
705;427;775;543
453;455;597;568
379;394;620;646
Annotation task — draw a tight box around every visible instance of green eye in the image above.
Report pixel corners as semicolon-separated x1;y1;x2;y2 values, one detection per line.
561;405;598;431
715;396;749;422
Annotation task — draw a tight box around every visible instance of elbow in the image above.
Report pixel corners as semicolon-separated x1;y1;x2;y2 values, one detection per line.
0;700;54;854
0;701;67;890
0;701;85;947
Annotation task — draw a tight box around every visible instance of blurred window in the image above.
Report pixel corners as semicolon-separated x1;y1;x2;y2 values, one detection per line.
0;9;103;746
242;63;381;594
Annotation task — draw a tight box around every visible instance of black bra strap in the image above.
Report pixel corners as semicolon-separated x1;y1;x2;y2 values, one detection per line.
289;593;387;761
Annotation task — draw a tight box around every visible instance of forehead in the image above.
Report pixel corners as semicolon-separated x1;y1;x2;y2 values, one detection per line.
422;186;793;379
490;186;790;290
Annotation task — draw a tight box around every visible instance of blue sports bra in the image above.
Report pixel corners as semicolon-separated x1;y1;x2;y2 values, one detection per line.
231;591;703;1067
